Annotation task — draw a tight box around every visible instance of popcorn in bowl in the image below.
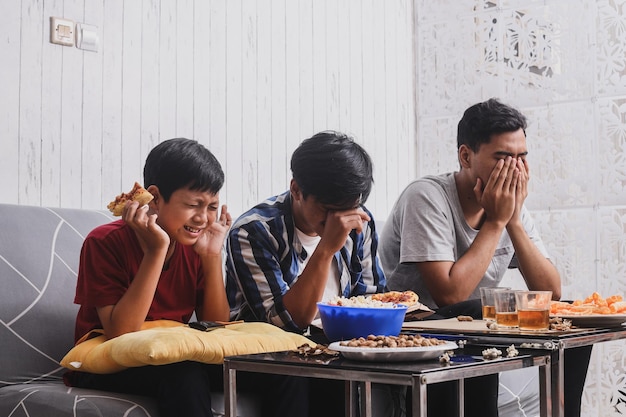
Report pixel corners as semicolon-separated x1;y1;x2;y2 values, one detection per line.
326;295;395;308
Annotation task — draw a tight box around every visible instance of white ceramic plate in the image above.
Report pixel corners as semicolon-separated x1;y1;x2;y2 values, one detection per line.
551;314;626;328
328;341;458;362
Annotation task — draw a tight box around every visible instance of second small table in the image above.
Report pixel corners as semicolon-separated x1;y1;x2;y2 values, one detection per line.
403;318;626;417
224;344;551;417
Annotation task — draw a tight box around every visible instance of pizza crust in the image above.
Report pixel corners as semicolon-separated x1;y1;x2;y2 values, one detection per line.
371;290;419;306
107;182;154;216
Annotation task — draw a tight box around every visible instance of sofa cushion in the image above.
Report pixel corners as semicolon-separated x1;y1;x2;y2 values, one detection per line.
0;383;258;417
61;320;314;374
0;383;160;417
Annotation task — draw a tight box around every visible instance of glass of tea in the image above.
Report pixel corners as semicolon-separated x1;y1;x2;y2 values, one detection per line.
515;291;553;331
494;290;519;328
480;287;510;321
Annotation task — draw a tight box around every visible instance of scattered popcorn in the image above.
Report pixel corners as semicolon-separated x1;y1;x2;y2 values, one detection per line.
520;342;541;349
520;341;557;350
486;321;499;330
543;341;557;350
506;344;519;358
439;352;451;363
326;295;395;308
482;347;502;360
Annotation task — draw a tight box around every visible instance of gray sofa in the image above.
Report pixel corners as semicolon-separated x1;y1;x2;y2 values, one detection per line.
0;203;257;417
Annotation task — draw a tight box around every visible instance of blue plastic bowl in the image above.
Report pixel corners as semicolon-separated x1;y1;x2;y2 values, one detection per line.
316;302;408;342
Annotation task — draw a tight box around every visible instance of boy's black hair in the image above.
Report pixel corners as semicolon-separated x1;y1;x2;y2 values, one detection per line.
290;131;373;207
143;138;224;201
457;98;527;152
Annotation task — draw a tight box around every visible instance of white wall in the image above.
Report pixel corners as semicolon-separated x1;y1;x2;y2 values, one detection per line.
0;0;415;222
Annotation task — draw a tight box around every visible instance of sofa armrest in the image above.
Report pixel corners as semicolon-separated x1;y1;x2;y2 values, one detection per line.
0;204;113;387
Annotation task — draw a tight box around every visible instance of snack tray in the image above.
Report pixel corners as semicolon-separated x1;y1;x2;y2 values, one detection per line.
328;341;458;362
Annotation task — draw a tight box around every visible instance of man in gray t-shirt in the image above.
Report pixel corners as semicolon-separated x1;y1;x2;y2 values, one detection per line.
381;99;560;311
380;98;591;417
380;172;551;309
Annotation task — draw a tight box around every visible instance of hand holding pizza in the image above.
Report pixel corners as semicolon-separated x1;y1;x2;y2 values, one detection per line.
109;182;169;252
107;182;154;216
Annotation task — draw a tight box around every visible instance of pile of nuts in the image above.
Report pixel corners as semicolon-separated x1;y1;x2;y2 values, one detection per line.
292;343;340;360
549;316;573;331
339;334;448;348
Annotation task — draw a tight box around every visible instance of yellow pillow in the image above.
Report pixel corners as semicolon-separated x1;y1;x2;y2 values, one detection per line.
61;320;314;374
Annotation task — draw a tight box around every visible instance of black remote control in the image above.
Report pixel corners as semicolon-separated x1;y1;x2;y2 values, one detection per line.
188;321;224;331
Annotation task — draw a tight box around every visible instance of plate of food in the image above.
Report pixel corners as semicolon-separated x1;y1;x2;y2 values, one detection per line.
550;293;626;327
328;335;457;362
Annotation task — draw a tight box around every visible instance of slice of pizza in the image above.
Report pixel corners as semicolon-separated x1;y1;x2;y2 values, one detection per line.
107;182;154;216
371;290;419;306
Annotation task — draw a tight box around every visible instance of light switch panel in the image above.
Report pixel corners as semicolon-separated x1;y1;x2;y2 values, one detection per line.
76;23;99;52
50;17;75;47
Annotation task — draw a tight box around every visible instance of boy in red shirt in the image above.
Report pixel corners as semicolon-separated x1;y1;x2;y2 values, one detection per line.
67;138;307;417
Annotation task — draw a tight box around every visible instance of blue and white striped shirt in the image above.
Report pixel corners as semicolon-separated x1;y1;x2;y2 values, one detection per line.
226;191;386;333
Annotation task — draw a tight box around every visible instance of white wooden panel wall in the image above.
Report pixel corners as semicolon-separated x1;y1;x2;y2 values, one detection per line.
0;0;20;201
0;0;415;221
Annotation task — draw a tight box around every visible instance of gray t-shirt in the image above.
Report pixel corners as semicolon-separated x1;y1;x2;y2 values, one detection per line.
379;172;549;310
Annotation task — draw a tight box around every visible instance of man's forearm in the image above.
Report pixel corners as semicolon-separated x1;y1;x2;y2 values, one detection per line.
282;248;335;328
429;221;505;306
507;224;561;299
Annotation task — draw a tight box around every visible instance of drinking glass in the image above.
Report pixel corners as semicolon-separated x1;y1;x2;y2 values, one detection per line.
515;291;552;331
480;287;510;321
494;290;519;328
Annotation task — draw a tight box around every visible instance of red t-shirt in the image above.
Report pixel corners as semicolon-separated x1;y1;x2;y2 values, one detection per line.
73;220;204;342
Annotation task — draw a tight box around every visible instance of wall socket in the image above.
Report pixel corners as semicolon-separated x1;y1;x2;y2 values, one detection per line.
50;17;75;47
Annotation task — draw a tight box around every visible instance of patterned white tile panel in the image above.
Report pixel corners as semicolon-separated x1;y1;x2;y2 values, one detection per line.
523;102;598;209
597;98;626;206
596;0;626;96
416;116;459;178
583;340;626;417
416;0;499;22
498;2;596;106
530;209;598;300
417;11;503;117
597;207;626;291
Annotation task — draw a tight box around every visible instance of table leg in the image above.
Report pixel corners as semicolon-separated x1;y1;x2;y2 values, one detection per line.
345;380;359;417
456;378;464;417
538;357;552;417
551;349;564;417
224;363;237;417
361;381;373;417
411;375;427;417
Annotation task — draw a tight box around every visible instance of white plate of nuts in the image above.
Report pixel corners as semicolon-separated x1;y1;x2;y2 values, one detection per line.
328;334;458;362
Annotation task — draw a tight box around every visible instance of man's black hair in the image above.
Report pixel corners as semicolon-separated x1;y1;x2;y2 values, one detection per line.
457;98;527;152
291;131;373;207
143;138;224;201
